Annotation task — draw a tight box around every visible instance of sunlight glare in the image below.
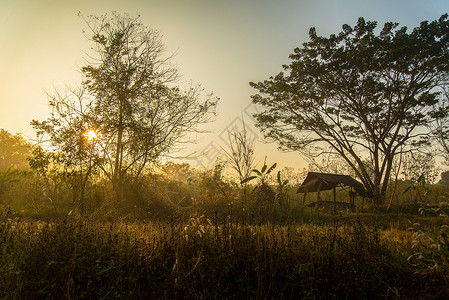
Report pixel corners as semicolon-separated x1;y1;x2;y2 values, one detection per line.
84;129;98;142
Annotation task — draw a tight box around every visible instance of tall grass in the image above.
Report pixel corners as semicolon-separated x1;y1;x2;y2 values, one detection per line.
1;210;447;299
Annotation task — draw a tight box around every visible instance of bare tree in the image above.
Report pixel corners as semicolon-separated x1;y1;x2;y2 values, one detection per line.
223;118;256;184
222;118;256;205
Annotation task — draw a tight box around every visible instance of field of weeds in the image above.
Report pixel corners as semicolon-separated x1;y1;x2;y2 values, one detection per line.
1;210;448;299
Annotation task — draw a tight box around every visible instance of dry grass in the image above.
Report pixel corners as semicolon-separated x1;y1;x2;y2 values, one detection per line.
1;209;448;299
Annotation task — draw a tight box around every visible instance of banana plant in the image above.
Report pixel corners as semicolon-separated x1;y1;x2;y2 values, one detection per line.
240;157;276;185
276;171;289;193
275;170;290;207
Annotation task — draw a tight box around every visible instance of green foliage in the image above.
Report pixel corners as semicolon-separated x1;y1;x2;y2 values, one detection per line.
403;173;432;204
240;158;278;207
401;152;439;184
438;170;449;186
276;170;289;192
27;145;81;209
0;129;32;171
250;14;449;204
0;167;19;199
275;170;290;208
241;157;277;186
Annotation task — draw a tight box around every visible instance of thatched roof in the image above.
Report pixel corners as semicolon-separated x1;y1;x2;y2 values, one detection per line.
296;172;370;197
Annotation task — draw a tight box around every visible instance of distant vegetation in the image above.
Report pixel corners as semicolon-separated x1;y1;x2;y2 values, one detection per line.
1;12;449;299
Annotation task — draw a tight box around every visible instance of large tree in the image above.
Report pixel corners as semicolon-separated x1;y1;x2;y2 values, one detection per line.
33;13;217;203
250;15;449;203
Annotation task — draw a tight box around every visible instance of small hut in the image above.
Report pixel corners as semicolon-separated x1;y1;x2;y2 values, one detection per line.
297;172;369;212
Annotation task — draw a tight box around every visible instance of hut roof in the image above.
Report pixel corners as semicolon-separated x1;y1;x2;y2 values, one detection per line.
296;172;370;197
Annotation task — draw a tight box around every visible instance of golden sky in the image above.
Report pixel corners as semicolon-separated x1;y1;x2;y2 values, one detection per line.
1;0;448;170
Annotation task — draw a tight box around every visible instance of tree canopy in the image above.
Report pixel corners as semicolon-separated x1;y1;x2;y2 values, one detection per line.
250;15;449;203
32;13;217;204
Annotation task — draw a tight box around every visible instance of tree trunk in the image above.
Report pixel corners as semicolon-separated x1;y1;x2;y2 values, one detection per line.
113;99;125;203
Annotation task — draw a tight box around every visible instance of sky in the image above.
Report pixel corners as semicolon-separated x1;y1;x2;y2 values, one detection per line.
1;0;449;171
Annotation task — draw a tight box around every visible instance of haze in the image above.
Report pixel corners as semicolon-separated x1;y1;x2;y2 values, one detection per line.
1;0;448;169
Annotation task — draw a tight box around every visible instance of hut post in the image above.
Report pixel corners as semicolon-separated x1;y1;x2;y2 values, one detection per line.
315;181;322;212
333;186;336;213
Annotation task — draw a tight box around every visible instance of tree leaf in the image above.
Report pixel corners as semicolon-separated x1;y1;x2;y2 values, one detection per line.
241;176;257;184
252;169;262;176
266;163;277;175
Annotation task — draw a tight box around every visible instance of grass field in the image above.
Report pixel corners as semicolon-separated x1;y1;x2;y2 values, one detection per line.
1;206;448;299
